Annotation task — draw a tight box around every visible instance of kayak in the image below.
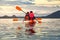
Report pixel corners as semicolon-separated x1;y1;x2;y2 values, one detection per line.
13;19;42;24
24;19;36;35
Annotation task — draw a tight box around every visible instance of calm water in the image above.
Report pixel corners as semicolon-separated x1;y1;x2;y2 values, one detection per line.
0;18;60;40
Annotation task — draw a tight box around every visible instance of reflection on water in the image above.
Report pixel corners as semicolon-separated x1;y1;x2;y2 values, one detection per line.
0;18;60;40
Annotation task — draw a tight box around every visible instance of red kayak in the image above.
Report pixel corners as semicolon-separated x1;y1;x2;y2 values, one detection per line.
25;16;36;35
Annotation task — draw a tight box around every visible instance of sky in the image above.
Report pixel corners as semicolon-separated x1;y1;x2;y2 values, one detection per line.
35;0;60;5
0;0;60;16
0;0;60;5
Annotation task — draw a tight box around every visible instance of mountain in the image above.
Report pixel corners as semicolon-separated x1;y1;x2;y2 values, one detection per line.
45;10;60;18
2;15;9;18
0;10;60;18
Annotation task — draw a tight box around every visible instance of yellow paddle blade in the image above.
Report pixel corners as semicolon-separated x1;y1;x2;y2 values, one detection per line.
38;21;42;24
13;18;18;21
36;18;42;20
36;18;42;24
16;6;22;11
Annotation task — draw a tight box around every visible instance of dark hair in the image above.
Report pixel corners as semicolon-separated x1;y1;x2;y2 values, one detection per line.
26;12;29;16
30;11;33;13
26;12;29;14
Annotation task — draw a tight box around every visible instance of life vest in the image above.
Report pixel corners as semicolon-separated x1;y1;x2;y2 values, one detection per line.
25;15;29;21
29;20;36;27
29;13;34;20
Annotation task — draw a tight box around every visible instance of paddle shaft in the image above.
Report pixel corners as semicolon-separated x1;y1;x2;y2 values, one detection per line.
22;10;26;13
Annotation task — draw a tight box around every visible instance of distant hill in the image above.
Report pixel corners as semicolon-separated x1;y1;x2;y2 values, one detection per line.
0;15;24;18
0;10;60;18
45;10;60;18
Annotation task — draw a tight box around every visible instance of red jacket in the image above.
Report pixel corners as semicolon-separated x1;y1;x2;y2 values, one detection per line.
29;13;34;20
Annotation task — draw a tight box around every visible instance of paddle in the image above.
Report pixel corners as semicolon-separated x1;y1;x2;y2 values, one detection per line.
13;6;26;21
16;6;26;13
15;6;42;23
36;18;42;24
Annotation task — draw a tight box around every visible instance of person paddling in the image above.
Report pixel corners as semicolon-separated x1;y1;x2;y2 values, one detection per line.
29;11;36;27
24;12;29;21
24;11;36;35
29;11;35;20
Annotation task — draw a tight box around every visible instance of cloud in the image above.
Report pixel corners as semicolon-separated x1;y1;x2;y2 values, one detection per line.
0;0;35;5
0;0;60;5
35;0;60;5
0;0;17;1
